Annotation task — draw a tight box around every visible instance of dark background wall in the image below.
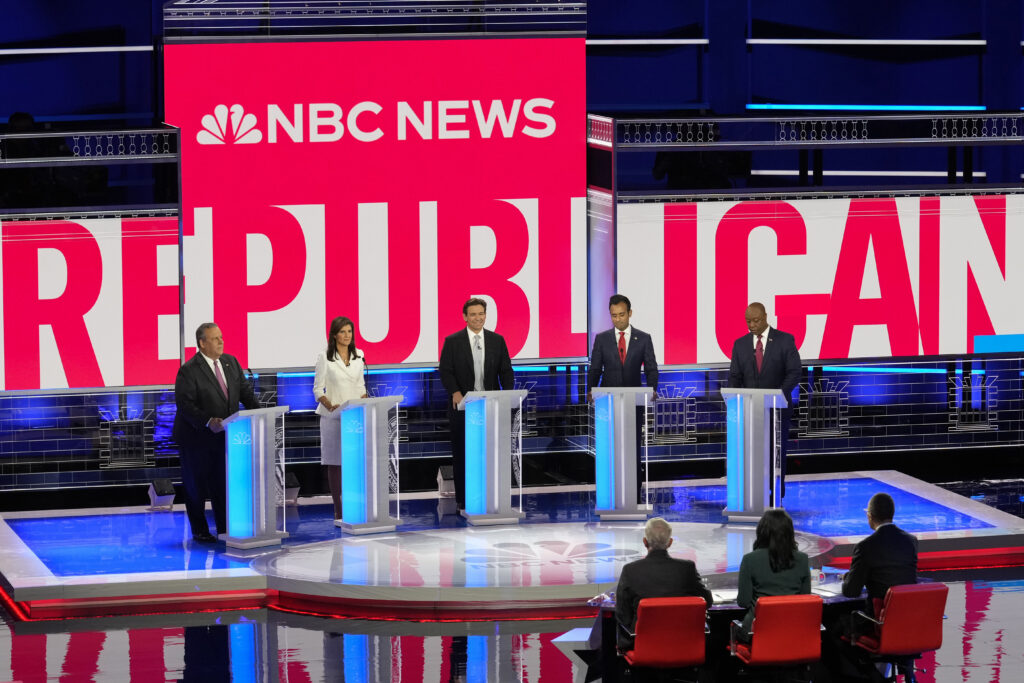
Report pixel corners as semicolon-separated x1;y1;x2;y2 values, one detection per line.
1;1;1022;506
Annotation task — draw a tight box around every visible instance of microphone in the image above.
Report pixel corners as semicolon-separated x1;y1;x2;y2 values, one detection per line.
246;368;259;396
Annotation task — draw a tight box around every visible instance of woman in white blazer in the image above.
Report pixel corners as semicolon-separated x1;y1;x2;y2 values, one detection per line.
313;316;367;520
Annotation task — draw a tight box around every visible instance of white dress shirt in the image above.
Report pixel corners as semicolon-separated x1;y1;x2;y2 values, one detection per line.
466;328;485;363
615;326;632;353
751;326;773;351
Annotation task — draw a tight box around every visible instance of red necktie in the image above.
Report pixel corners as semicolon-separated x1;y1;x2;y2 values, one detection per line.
214;360;229;399
618;331;626;364
755;335;764;373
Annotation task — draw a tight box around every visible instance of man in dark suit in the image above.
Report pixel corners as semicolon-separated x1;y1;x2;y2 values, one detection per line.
438;298;515;509
830;493;919;679
173;323;259;543
727;301;801;498
842;492;919;608
588;294;659;499
615;517;713;651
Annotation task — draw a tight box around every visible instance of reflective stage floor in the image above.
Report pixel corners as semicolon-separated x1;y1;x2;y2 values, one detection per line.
1;471;1021;620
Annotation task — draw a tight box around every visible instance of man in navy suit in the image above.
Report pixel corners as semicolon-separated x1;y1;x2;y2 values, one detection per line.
842;492;918;607
439;298;515;510
832;492;919;678
173;323;259;543
588;294;659;498
727;301;801;498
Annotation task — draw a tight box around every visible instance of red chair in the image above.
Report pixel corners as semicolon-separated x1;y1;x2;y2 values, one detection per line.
729;594;824;677
622;596;708;679
848;583;949;683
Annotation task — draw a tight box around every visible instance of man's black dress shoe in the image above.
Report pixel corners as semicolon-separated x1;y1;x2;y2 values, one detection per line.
192;531;218;544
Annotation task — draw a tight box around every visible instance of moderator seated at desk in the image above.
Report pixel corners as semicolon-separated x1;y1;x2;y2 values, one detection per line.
583;573;862;681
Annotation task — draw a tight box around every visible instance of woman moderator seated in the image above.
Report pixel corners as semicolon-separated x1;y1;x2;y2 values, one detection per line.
735;508;811;640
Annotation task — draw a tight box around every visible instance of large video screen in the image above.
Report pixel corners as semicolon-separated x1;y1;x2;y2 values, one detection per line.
0;217;180;390
617;195;1022;364
165;38;587;370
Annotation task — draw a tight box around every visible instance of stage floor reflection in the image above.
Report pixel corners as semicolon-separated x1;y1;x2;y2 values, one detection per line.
1;471;1021;619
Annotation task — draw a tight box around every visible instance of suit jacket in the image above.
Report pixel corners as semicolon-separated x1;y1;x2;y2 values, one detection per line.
727;327;801;411
438;328;515;405
615;548;712;649
587;327;659;391
841;523;918;606
737;547;811;632
173;352;259;447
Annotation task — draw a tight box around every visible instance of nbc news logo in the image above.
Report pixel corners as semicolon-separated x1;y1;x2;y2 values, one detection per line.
197;104;262;145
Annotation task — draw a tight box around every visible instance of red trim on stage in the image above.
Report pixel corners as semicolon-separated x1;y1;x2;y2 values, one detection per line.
828;546;1024;571
8;588;268;621
272;592;600;622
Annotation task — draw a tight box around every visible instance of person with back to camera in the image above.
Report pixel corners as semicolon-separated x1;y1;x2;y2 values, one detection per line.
313;316;368;521
734;508;811;641
614;517;713;652
826;492;920;680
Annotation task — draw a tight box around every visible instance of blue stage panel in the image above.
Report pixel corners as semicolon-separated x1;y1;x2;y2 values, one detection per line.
4;475;996;580
6;513;251;576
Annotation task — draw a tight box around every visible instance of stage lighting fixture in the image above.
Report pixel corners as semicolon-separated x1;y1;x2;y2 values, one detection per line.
437;466;455;498
148;478;176;511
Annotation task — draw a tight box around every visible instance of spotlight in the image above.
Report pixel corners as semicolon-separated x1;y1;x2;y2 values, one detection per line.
148;478;176;511
284;470;301;506
437;465;455;498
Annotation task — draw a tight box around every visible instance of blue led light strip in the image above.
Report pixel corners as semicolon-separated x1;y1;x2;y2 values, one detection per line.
465;400;488;516
226;420;254;538
341;406;367;524
725;395;744;512
820;366;946;375
594;394;615;511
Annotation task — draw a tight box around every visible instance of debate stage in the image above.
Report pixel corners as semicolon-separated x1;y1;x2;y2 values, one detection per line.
2;471;1022;622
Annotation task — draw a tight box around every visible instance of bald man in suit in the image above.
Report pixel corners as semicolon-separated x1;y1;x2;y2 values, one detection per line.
727;301;801;498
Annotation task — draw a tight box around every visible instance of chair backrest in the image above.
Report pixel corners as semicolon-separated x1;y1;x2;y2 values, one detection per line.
875;583;949;655
628;596;707;667
747;594;823;665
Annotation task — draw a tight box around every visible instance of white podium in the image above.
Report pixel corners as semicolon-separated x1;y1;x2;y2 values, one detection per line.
331;395;403;535
221;405;290;548
458;389;529;526
721;387;788;522
591;387;654;521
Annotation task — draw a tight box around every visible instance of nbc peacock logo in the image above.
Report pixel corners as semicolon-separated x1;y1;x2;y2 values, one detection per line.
197;104;262;145
461;541;640;568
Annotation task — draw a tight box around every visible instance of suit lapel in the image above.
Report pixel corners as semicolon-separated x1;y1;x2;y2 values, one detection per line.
196;354;228;406
623;330;640;366
462;331;475;373
220;356;237;407
742;333;758;375
759;330;776;373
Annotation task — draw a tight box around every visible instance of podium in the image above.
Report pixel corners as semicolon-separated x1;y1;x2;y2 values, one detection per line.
331;395;403;535
721;387;788;522
591;387;654;521
458;389;529;526
221;406;290;548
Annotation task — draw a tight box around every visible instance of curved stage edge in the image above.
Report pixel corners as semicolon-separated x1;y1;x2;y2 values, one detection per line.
1;471;1022;621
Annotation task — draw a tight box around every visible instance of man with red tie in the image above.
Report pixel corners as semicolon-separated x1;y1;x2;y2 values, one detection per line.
727;302;802;498
587;294;659;498
173;323;259;543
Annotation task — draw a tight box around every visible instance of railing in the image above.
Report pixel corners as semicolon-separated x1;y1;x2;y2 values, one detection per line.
163;0;588;39
589;113;1024;151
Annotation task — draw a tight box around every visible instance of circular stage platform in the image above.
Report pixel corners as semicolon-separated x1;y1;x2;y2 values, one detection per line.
258;521;835;619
